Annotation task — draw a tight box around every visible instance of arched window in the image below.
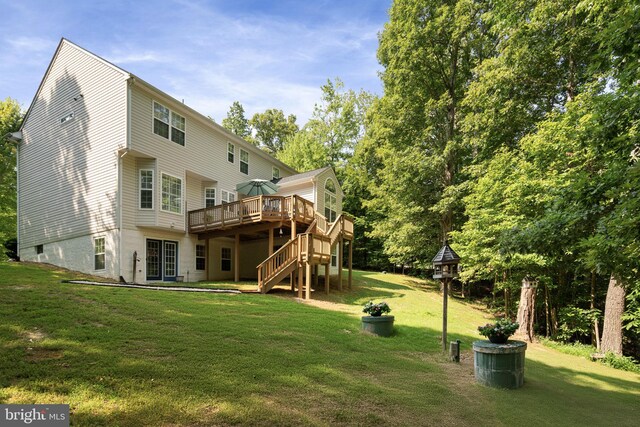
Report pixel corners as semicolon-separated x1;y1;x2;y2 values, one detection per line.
324;178;337;222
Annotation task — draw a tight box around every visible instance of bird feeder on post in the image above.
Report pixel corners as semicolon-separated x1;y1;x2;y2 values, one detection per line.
432;240;461;353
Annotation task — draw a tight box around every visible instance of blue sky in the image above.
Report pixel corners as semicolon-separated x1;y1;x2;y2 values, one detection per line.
0;0;390;124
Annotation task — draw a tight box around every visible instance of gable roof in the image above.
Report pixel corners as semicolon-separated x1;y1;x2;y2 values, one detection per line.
273;166;331;185
20;38;297;175
21;38;130;129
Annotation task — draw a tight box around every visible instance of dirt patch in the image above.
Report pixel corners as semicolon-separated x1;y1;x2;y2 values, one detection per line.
25;348;64;362
22;329;48;342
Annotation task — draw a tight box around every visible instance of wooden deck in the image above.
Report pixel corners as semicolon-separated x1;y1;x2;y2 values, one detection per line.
188;195;315;235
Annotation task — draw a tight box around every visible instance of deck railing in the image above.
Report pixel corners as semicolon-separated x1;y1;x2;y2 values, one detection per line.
188;195;315;233
257;237;299;292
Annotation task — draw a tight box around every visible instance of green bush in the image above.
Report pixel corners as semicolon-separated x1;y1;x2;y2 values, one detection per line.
555;306;599;343
602;352;640;374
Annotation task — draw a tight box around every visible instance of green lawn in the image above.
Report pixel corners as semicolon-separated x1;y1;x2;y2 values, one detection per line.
1;262;638;426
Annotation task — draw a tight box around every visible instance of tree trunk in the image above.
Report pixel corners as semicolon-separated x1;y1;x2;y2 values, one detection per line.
515;277;537;342
601;274;626;355
591;271;600;351
544;284;551;337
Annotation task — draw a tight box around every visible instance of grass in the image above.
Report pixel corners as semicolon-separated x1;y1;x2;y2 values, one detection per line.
1;262;639;426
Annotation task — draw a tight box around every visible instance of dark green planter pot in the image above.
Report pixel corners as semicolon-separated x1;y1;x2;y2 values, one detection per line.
361;315;395;337
473;340;527;389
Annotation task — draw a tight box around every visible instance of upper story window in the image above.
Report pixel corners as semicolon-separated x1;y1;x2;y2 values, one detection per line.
161;173;182;214
272;167;280;180
204;187;216;208
324;178;337;222
153;101;185;146
240;149;249;174
221;189;236;204
140;170;154;209
227;142;235;163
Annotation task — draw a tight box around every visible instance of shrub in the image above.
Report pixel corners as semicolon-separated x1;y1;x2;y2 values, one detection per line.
363;301;391;317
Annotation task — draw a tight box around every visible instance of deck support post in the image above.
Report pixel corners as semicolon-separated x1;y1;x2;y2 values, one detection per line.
348;240;353;289
290;271;295;292
234;233;240;282
305;262;312;300
205;237;210;281
268;225;274;257
338;238;343;291
291;220;296;240
298;265;303;299
325;263;330;295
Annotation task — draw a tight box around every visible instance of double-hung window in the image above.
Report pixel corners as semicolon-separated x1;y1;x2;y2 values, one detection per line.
272;167;280;180
196;244;206;271
153;101;185;146
227;142;235;163
221;190;236;204
140;170;153;209
204;187;216;208
94;237;105;270
161;173;182;214
240;149;249;174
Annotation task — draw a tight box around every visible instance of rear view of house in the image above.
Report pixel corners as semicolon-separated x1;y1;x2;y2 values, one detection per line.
16;38;353;298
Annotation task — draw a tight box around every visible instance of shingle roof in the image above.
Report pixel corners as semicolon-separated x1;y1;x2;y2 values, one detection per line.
272;166;331;185
431;241;461;264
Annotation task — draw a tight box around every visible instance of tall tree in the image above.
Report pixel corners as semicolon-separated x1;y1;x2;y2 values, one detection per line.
0;98;23;257
249;109;298;154
366;0;492;267
221;101;251;140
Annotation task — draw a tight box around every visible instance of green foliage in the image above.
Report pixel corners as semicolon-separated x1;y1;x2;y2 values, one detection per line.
602;352;640;374
221;101;251;139
0;97;22;259
362;300;391;317
477;318;519;339
555;306;600;343
539;338;596;359
276;130;328;172
249;108;298;154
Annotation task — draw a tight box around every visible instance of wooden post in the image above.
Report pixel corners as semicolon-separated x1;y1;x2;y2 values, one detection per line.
291;219;296;240
305;262;311;300
313;264;319;288
442;278;448;353
290;271;295;292
297;265;303;299
348;240;353;289
338;238;343;291
268;225;274;257
325;263;330;295
204;237;210;281
234;233;240;283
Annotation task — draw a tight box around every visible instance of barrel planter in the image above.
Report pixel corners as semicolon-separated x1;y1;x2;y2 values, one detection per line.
473;340;527;389
361;315;395;337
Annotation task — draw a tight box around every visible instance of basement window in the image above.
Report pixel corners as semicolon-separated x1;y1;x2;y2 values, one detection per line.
36;244;43;254
221;247;231;272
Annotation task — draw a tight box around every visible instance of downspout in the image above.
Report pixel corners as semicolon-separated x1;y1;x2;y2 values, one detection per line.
13;132;23;259
117;77;132;280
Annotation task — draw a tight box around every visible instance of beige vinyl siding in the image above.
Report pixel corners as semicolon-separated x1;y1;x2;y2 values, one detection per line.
129;85;293;213
275;182;315;206
186;175;203;213
19;40;127;249
121;155;137;228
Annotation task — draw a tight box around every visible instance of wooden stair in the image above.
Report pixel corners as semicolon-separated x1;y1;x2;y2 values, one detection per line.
257;213;352;294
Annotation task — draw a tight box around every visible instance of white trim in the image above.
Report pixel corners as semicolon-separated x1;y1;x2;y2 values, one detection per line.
204;187;216;207
221;189;236;204
240;149;249;175
94;236;106;271
227;142;235;163
152;100;186;146
160;172;183;214
139;169;154;210
272;166;280;180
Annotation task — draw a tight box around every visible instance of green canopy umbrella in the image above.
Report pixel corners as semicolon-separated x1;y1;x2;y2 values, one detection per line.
235;179;279;196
